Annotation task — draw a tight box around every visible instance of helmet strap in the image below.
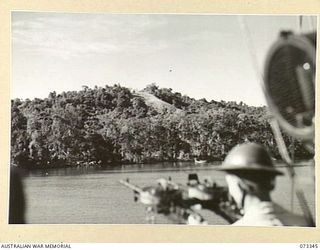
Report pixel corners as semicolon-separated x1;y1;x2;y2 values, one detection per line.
236;182;247;215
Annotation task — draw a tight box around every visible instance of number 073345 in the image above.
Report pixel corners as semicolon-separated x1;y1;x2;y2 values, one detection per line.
299;244;318;248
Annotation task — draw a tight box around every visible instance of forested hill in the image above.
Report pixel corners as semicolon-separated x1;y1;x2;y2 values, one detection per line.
11;83;309;169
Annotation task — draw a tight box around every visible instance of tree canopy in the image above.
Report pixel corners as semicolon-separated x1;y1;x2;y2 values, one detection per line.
11;84;311;169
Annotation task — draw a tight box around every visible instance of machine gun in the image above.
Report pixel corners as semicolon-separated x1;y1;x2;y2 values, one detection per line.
119;173;241;224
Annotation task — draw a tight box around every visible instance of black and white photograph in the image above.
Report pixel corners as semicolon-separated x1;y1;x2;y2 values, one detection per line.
10;12;316;226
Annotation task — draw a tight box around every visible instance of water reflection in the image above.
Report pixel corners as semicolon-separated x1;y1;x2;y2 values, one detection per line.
22;160;308;178
24;161;223;177
20;161;314;224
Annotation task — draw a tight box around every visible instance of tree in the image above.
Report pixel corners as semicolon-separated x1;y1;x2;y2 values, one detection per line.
10;84;311;169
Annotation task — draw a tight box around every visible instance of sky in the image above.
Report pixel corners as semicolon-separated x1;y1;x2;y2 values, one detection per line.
11;12;316;106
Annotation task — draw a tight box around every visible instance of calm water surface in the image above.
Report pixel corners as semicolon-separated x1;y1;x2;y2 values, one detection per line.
21;161;315;224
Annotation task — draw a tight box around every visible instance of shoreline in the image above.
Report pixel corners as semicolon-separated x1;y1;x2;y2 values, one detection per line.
16;159;313;173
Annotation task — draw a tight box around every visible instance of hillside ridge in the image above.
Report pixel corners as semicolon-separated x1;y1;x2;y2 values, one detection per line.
11;84;310;169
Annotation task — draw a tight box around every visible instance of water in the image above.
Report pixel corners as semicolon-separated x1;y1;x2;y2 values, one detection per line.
21;161;315;225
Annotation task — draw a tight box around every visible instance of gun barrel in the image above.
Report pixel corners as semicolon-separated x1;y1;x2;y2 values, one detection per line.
119;179;143;193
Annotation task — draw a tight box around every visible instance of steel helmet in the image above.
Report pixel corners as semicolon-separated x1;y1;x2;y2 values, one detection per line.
217;143;283;176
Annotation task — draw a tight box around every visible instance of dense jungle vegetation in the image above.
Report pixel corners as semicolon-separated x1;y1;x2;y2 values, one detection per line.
11;84;311;169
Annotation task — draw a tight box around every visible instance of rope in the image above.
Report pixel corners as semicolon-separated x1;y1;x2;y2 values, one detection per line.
269;118;295;212
237;16;295;177
237;16;266;93
237;16;314;225
297;16;303;34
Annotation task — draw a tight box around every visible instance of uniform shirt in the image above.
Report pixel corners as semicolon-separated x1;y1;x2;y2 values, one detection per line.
232;201;309;227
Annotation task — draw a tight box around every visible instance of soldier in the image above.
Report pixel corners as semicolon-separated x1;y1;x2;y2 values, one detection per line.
217;143;308;226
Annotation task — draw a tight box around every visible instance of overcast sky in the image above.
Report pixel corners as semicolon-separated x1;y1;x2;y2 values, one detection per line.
11;12;316;106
